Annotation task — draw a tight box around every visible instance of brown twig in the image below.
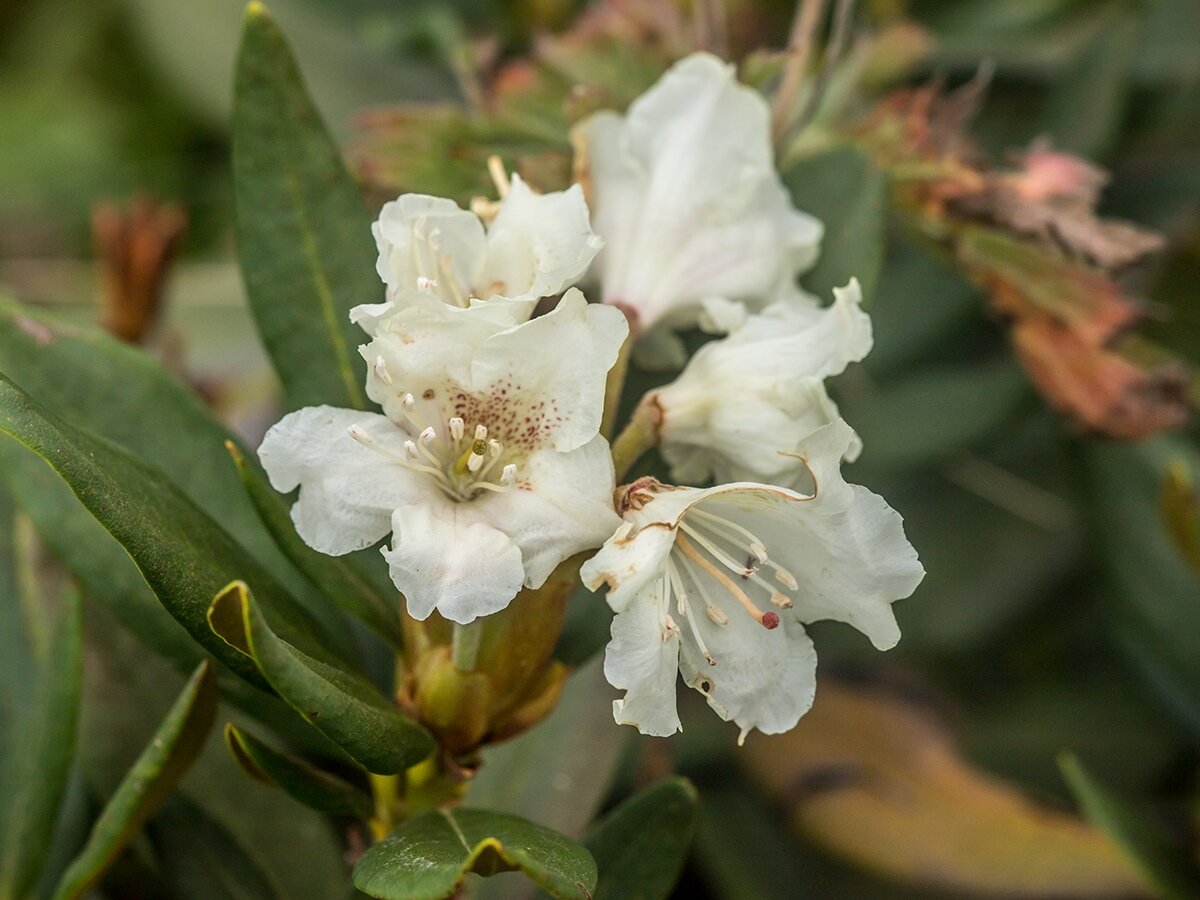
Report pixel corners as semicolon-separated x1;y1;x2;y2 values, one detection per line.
772;0;829;146
692;0;729;58
786;0;856;140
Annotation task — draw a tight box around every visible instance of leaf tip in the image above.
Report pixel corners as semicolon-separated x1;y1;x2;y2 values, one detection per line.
224;723;273;784
208;580;253;657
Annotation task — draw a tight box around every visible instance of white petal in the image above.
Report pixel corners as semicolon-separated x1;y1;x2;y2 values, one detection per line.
697;296;747;334
470;289;628;452
655;279;872;484
696;423;924;650
360;299;506;425
581;518;677;613
574;53;822;332
604;582;682;737
383;502;525;624
581;483;705;611
478;176;603;302
678;613;817;739
473;435;620;589
257;407;429;555
373;194;485;306
348;300;395;337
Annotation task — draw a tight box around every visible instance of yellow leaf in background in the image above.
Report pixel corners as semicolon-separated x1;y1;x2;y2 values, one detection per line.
1162;461;1200;580
739;673;1151;897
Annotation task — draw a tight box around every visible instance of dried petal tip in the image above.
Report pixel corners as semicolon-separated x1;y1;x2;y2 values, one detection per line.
761;611;780;630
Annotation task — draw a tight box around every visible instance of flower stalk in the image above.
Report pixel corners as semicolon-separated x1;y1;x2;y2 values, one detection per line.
611;395;662;481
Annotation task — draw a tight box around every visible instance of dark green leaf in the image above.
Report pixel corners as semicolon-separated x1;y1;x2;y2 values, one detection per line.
224;440;401;643
866;463;1080;654
208;582;432;774
1085;438;1200;731
863;243;986;378
0;298;353;650
0;375;347;690
0;587;82;900
0;441;208;668
1039;8;1138;158
585;777;697;900
148;797;282;900
53;662;219;900
845;359;1032;474
353;808;596;900
0;445;348;755
233;1;378;411
1059;753;1200;899
224;722;373;818
785;146;888;305
0;483;31;740
691;786;811;900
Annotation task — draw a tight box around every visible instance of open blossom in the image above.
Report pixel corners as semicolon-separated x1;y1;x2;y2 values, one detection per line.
365;174;603;324
651;279;872;486
580;419;923;740
259;289;627;624
572;52;822;365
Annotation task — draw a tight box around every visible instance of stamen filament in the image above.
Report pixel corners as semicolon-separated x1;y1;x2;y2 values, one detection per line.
669;560;715;665
676;532;776;629
689;508;769;561
373;356;393;385
679;522;756;578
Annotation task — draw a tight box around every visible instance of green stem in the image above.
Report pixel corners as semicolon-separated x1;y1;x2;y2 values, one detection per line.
610;396;662;482
601;324;635;438
451;621;482;672
369;773;398;841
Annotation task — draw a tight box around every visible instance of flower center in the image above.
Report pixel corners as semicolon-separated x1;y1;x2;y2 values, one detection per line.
657;507;799;665
349;384;518;502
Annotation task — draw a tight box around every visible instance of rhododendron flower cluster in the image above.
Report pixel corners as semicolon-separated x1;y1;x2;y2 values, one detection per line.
260;52;923;741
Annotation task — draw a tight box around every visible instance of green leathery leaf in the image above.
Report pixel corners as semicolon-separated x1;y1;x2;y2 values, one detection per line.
233;1;378;411
844;358;1033;475
353;808;597;900
0;587;82;900
785;145;888;305
224;440;401;643
0;483;30;741
0;442;351;758
691;785;812;900
224;722;373;818
1038;8;1139;158
52;662;219;900
0;298;354;655
1059;753;1200;899
208;581;433;773
1085;438;1200;731
585;777;698;900
0;375;349;690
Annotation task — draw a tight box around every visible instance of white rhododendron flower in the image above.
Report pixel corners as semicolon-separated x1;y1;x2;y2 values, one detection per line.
259;289;627;625
368;174;603;322
651;279;872;486
580;420;924;740
572;52;822;364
